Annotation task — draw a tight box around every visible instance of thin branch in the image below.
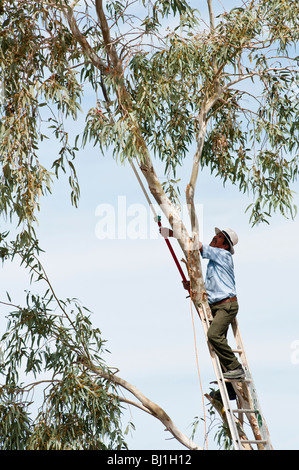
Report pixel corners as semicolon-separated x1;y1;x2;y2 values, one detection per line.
118;396;155;416
207;0;215;32
89;363;202;450
95;0;123;73
63;4;107;73
224;65;296;91
0;300;22;310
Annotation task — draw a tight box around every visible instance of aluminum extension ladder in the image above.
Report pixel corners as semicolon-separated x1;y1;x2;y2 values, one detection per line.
198;303;273;450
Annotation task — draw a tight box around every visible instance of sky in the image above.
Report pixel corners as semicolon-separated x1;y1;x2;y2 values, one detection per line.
1;0;299;452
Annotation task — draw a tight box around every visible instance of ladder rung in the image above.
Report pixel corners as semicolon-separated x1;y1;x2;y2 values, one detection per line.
232;348;243;353
241;439;268;445
232;408;258;413
223;378;251;383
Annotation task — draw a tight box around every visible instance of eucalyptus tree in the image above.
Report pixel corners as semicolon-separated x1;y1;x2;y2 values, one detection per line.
0;0;298;449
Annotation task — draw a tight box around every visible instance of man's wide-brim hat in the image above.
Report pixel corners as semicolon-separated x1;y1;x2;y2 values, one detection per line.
215;227;239;254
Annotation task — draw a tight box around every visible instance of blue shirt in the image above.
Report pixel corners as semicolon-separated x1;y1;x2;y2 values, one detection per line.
200;245;237;304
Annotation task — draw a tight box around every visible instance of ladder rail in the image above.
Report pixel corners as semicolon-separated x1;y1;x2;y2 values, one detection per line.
199;303;245;450
231;319;273;450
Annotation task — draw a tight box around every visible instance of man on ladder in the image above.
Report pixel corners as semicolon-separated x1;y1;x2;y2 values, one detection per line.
160;225;244;386
132;158;272;448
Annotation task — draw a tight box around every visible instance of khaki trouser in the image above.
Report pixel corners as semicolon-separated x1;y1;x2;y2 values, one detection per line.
207;300;241;371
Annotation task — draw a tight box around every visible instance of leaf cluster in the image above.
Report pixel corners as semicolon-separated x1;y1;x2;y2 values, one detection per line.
0;0;82;233
0;242;127;450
